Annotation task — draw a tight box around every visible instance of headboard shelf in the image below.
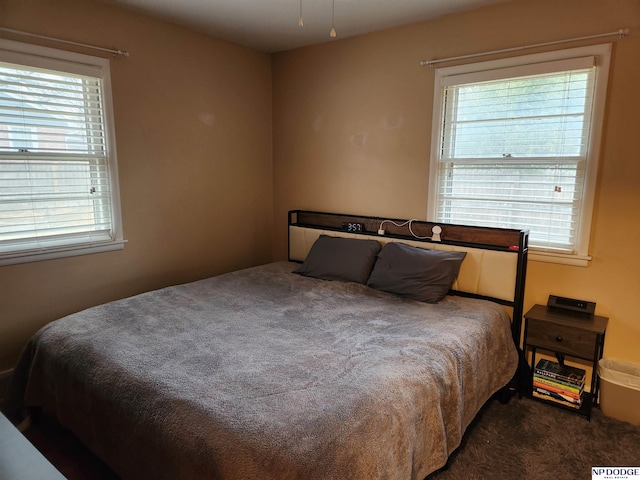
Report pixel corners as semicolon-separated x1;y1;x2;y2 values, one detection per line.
291;210;525;251
289;209;529;347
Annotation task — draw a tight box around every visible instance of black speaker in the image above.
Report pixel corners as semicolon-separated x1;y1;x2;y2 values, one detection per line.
547;295;596;315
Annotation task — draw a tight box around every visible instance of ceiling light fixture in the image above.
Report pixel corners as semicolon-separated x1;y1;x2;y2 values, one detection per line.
330;0;337;38
298;0;304;27
297;0;337;38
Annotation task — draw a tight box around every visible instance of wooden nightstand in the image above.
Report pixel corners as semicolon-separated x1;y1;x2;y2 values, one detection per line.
523;304;608;420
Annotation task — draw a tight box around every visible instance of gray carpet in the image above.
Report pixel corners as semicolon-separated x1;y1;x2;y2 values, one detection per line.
427;396;640;480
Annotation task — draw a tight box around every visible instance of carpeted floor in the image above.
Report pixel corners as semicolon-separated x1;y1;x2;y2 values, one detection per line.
427;396;640;480
22;396;640;480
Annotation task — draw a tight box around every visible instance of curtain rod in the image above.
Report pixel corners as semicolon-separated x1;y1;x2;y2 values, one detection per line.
420;28;629;67
0;27;129;57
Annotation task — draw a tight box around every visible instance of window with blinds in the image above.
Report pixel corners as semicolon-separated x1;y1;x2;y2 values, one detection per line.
428;45;611;265
0;40;123;265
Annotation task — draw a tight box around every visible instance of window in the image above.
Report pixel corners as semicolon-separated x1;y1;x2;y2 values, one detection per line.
428;45;611;266
0;39;124;265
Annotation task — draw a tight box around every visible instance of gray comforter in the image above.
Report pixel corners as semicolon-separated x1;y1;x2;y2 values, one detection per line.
6;262;518;479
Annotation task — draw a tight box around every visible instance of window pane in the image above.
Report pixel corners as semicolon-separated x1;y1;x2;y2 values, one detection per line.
435;64;596;253
435;161;583;250
0;157;111;241
0;64;105;156
443;70;593;159
0;59;113;250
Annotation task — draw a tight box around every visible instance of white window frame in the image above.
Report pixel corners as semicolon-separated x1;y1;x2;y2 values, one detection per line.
0;39;124;266
428;44;611;267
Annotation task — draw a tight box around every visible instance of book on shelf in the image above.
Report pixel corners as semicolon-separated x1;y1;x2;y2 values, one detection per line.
533;389;582;409
533;375;584;395
534;359;586;386
532;380;582;400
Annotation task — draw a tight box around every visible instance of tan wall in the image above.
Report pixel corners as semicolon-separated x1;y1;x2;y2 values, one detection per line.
0;0;273;370
273;0;640;363
2;0;639;374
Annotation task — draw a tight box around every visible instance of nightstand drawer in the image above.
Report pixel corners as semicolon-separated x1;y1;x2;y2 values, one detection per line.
526;319;598;359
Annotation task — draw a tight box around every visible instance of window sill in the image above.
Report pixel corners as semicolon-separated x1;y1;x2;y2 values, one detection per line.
0;240;127;267
529;250;591;267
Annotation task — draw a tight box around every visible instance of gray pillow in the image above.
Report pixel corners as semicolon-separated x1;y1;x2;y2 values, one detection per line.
294;235;382;284
367;242;466;303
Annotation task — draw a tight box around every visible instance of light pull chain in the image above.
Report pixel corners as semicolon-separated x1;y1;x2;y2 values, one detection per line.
299;0;304;27
330;0;337;38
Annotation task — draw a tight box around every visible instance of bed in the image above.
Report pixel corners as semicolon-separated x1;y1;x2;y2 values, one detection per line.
4;210;529;479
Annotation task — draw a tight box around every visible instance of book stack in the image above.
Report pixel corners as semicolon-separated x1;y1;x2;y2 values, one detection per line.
533;358;586;409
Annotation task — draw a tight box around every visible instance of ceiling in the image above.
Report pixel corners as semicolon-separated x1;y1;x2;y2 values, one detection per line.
103;0;509;53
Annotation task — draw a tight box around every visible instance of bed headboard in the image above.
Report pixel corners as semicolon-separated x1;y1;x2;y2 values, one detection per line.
288;210;529;346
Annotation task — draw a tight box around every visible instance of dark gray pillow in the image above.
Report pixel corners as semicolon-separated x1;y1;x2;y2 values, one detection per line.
294;235;382;284
367;242;466;303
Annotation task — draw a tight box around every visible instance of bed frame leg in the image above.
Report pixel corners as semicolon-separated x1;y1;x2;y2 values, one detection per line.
497;386;514;404
501;347;531;404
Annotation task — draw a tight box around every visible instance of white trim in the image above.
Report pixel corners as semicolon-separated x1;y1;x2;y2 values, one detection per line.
439;56;595;87
0;38;109;74
0;240;127;266
529;250;591;267
575;45;611;261
420;29;627;66
429;44;611;78
0;39;125;266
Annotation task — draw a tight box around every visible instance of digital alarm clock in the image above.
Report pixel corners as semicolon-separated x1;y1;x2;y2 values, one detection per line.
342;222;365;233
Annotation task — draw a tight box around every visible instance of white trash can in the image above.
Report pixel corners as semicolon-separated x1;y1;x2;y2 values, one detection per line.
598;358;640;425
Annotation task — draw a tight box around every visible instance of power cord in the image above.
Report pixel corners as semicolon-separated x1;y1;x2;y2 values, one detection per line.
377;219;433;240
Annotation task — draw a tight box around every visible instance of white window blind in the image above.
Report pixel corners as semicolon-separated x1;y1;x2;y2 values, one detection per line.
0;40;123;265
429;45;611;264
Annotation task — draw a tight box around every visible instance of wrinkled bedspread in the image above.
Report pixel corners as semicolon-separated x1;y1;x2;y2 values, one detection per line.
6;262;517;479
